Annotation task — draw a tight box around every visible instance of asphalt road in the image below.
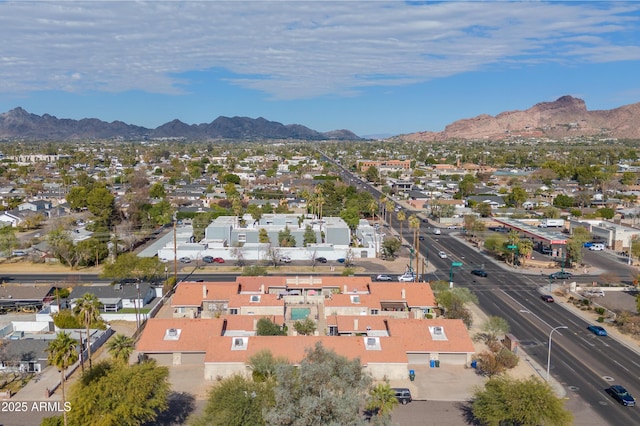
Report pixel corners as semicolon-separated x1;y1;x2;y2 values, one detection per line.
414;231;640;426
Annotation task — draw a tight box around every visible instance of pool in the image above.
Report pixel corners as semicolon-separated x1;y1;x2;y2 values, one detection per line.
291;307;310;321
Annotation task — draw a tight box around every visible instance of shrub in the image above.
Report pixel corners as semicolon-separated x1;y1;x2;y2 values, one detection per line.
597;316;605;323
595;307;605;315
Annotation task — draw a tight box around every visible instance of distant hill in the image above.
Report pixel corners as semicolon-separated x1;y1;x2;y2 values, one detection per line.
400;95;640;141
0;107;362;141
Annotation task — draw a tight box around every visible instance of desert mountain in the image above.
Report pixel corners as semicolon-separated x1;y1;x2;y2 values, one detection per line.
401;95;640;141
0;107;361;141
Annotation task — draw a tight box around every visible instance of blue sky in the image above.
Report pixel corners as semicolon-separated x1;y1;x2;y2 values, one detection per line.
1;1;640;137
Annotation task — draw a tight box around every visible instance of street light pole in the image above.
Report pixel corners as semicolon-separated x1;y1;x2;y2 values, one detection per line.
546;325;568;381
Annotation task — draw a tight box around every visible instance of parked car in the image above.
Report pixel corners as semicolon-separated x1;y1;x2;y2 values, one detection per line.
583;289;605;297
179;257;192;263
432;228;441;235
587;325;607;336
540;294;555;303
202;256;214;263
607;385;636;406
549;271;573;280
279;256;292;263
589;243;605;251
398;274;415;282
315;257;328;263
375;274;393;281
438;251;447;259
392;388;412;405
446;225;458;230
336;258;346;263
583;241;594;248
470;269;488;277
213;257;225;263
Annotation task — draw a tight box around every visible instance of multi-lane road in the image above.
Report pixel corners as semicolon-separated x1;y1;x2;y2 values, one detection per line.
327;155;640;424
399;220;640;425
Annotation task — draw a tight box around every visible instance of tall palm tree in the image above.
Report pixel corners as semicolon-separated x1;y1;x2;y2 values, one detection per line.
46;331;79;426
107;333;135;364
74;293;101;369
397;210;406;242
386;200;394;227
365;383;399;417
369;199;378;258
408;215;420;279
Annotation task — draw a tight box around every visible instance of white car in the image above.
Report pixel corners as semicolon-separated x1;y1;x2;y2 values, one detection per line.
398;274;415;282
438;251;447;259
375;274;393;281
279;256;292;263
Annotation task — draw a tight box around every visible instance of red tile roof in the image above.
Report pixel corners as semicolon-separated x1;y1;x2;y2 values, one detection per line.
136;318;224;353
172;282;238;307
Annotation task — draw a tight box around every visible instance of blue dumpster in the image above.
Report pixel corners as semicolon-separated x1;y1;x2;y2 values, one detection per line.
471;360;477;369
430;360;435;368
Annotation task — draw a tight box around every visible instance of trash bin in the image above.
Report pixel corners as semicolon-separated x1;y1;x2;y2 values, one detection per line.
409;369;415;381
435;360;440;368
471;360;477;369
429;360;435;368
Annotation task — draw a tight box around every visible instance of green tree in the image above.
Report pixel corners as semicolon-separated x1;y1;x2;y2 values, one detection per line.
472;376;573;426
565;239;583;267
256;318;286;336
553;194;574;208
248;349;289;382
48;228;80;269
107;333;135;364
46;332;79;426
258;228;270;243
74;293;102;370
264;342;372;425
397;210;406;240
365;165;380;183
506;186;528;208
303;225;317;246
193;374;275;426
596;207;615;219
365;382;398;418
436;288;478;328
101;252;163;282
66;186;88;211
474;202;493;218
381;236;401;259
149;182;166;199
278;226;296;247
64;360;170;426
86;186;116;226
293;318;317;335
479;316;510;343
457;174;477;198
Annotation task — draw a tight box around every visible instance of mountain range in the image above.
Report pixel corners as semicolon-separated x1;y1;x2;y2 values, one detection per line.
400;95;640;141
0;108;361;141
1;95;639;142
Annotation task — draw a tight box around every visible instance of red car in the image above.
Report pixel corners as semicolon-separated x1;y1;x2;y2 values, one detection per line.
213;257;225;263
540;294;554;303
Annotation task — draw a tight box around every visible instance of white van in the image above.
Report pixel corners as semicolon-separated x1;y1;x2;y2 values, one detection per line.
589;243;605;251
432;228;441;235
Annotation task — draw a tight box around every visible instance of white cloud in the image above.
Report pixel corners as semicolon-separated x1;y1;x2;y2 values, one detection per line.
0;1;638;98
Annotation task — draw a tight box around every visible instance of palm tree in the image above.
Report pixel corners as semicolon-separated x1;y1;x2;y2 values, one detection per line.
386;200;394;227
365;383;399;417
408;214;420;279
107;333;135;364
46;332;79;426
369;199;378;258
74;293;101;369
397;210;406;242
